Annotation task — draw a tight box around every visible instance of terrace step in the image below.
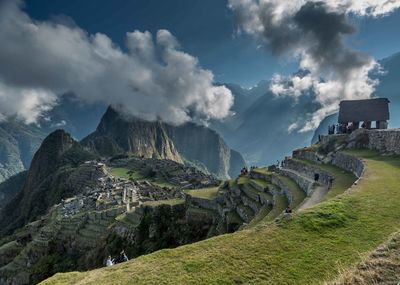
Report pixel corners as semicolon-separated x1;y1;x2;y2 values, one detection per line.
279;168;315;195
271;174;307;209
236;204;255;224
265;194;288;221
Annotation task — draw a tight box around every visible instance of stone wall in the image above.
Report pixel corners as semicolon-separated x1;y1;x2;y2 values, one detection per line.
271;174;294;204
319;134;348;145
185;195;219;211
331;152;365;178
292;149;320;163
284;159;334;186
278;169;314;195
349;129;400;155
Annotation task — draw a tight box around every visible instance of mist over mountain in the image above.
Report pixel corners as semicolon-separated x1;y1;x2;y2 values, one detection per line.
0;121;45;183
211;51;400;166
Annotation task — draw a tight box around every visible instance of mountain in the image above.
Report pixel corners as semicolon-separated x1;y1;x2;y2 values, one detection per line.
0;171;27;211
82;106;245;179
213;51;400;166
311;113;338;144
210;86;317;165
0;121;45;183
38;94;107;140
0;130;97;236
375;52;400;128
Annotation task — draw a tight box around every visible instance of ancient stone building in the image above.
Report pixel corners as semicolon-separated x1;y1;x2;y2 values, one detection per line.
338;98;390;130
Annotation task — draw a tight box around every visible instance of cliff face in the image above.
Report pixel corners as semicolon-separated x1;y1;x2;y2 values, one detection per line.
0;130;97;236
82;107;245;179
0;121;45;183
82;107;182;163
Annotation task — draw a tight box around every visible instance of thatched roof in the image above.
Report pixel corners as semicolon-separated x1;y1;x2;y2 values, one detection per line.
338;98;390;123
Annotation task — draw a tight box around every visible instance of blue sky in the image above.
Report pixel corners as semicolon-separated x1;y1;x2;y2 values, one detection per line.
25;0;400;87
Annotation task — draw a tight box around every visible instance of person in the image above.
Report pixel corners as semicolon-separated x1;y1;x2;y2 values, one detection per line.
314;173;320;182
106;255;114;267
285;206;292;214
329;177;334;189
119;250;129;263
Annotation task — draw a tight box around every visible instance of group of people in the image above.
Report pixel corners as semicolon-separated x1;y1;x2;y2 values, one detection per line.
106;250;129;267
328;123;354;135
240;167;249;176
328;121;372;136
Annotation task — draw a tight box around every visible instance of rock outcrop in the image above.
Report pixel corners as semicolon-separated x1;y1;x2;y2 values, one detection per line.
82;106;245;179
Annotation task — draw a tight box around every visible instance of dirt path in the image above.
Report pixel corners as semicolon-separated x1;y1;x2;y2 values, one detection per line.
298;185;329;211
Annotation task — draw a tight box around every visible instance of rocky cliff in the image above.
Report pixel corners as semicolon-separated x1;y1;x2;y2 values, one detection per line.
82;107;245;179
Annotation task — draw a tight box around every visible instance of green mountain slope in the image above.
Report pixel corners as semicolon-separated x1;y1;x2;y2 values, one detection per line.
0;130;97;236
42;149;400;284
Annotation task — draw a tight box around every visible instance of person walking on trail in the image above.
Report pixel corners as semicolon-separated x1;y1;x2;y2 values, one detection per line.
106;255;114;267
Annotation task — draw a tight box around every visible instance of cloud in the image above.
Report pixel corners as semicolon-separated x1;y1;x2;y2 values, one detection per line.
228;0;399;131
0;0;233;125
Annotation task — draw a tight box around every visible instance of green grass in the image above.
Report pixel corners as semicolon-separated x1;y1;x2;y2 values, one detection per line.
237;175;250;185
247;205;273;228
42;151;400;285
251;178;269;189
252;167;271;176
274;174;307;209
264;194;288;222
226;210;243;225
110;168;143;180
184;187;219;200
142;199;185;207
292;157;356;199
150;179;176;189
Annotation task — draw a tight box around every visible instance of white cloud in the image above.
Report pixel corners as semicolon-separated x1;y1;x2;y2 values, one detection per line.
0;0;233;125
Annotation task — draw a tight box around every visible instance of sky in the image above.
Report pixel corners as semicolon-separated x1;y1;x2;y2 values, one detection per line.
0;0;399;130
24;0;400;88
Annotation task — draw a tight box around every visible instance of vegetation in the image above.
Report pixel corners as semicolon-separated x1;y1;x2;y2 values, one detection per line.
185;187;219;200
110;168;143;180
142;199;185;207
42;150;400;285
110;167;175;189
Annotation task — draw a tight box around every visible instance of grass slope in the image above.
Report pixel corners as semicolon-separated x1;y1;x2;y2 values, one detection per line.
42;150;400;285
185;187;219;200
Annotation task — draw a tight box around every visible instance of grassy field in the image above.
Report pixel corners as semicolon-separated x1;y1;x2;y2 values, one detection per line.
142;199;185;207
109;168;143;180
42;150;400;285
110;167;175;188
184;187;219;200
